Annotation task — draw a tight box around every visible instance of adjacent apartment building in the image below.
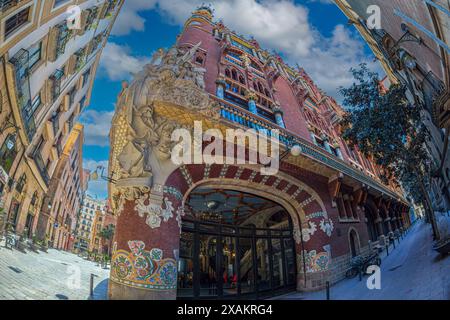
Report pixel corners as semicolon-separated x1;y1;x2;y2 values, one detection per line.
88;202;115;255
73;194;105;253
334;0;450;230
35;123;84;249
0;0;123;238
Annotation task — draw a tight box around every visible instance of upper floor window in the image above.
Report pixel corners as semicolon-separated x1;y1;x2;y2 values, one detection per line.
28;41;42;70
55;22;72;59
82;69;90;87
30;191;38;206
50;68;65;102
0;133;18;173
53;0;70;8
16;173;27;193
84;7;99;31
4;6;30;39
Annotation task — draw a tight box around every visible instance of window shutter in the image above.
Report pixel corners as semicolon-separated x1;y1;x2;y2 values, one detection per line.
67;54;77;75
47;26;60;62
77;10;89;36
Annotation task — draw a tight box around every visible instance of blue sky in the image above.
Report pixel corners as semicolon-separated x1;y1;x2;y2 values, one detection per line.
80;0;382;199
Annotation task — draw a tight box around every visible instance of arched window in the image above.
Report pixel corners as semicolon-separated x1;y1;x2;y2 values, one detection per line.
195;55;204;65
225;69;231;78
0;133;18;173
265;89;271;98
30;191;38;206
253;83;258;92
258;82;264;94
231;69;238;81
349;229;360;257
239;75;245;85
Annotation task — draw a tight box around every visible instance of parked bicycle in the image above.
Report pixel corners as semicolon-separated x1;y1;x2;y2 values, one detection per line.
345;251;381;280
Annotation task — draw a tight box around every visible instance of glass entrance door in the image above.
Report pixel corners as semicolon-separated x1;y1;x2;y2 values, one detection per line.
177;219;296;299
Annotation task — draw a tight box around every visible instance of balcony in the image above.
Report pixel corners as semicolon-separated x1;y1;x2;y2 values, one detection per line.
32;152;50;185
49;69;64;103
211;95;405;201
0;0;25;13
422;71;448;128
10;48;38;142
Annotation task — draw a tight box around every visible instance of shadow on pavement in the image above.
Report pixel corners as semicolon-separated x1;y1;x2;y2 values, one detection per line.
88;278;109;300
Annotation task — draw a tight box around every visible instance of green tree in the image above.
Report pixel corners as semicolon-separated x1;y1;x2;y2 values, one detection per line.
98;224;115;256
340;64;440;239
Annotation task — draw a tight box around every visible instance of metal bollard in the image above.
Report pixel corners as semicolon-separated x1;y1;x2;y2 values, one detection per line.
90;273;95;297
386;244;389;256
326;281;330;300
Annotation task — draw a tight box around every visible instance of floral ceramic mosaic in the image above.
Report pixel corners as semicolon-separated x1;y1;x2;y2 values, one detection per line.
110;240;177;290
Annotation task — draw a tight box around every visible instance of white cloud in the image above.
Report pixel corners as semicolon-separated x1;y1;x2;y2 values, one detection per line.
79;110;114;147
99;42;150;81
83;159;109;200
110;0;383;99
112;0;158;36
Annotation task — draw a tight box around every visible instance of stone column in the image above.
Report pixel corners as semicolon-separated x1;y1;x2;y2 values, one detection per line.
215;78;226;99
309;131;317;146
109;184;181;300
374;210;384;237
323;139;333;154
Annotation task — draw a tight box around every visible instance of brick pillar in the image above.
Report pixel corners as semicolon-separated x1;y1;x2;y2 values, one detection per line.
109;186;181;300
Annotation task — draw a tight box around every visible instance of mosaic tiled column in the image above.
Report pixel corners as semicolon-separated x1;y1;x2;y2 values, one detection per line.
109;185;182;300
295;198;334;291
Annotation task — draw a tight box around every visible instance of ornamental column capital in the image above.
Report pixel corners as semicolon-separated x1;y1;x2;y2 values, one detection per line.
215;77;227;86
246;90;258;101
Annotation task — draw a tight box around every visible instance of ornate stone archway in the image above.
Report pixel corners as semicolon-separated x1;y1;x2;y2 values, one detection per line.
109;163;335;299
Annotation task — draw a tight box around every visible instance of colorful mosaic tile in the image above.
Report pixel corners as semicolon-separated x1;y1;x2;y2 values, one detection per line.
111;241;177;290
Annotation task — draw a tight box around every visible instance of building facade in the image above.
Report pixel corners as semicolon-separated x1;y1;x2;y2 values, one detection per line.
0;0;122;238
73;194;105;253
35;123;84;249
89;202;116;255
334;0;450;228
107;6;411;300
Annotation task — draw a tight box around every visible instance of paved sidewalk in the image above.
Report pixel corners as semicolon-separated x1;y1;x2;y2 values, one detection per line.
274;219;450;300
0;244;109;300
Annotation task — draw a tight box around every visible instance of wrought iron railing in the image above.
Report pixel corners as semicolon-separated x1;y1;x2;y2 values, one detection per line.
0;0;24;12
32;152;50;185
211;95;405;202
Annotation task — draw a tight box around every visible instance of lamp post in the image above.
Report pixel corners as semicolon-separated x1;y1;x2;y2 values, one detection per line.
92;165;117;184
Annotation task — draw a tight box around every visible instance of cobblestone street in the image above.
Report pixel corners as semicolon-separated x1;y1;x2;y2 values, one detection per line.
274;219;450;300
0;244;109;300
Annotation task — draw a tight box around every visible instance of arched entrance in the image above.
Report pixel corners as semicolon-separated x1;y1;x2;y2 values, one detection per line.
348;228;360;257
177;187;297;299
109;164;334;300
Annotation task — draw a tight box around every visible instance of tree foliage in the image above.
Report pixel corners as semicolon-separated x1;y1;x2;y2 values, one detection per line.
99;224;115;240
340;64;431;204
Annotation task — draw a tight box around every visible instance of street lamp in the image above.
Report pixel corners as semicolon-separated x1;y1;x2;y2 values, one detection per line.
397;49;417;70
91;165;117;184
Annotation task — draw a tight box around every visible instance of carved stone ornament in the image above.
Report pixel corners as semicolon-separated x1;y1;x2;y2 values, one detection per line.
134;193;176;229
113;186;151;216
113;42;220;183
